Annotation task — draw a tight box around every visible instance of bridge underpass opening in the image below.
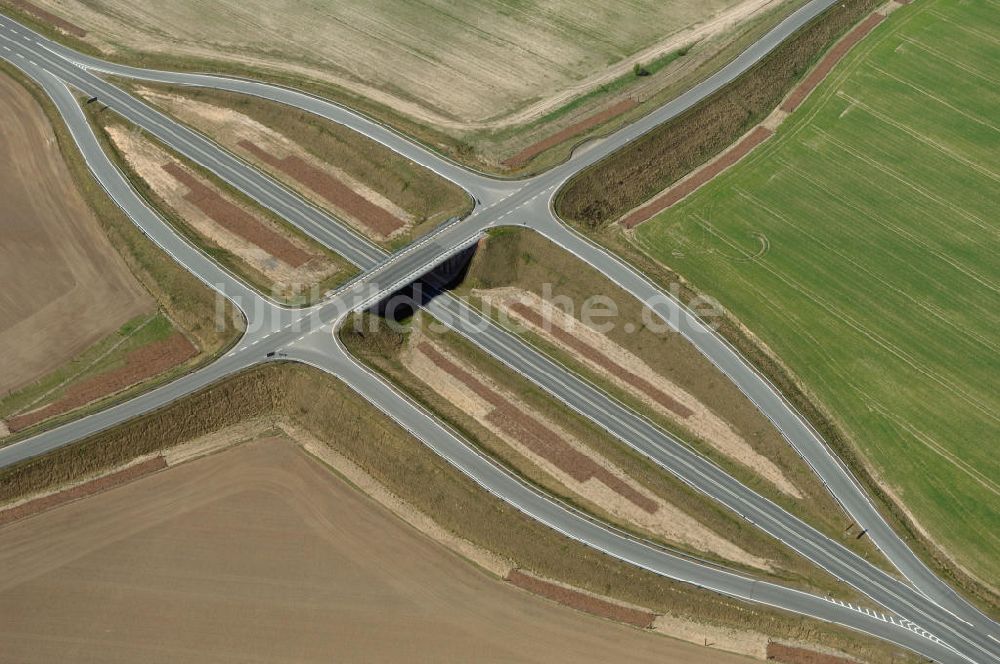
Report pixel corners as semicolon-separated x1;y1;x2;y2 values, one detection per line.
369;242;480;322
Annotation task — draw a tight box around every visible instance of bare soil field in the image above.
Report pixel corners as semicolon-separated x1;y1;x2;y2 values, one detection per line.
0;456;165;526
0;62;242;440
0;436;752;664
0;71;152;396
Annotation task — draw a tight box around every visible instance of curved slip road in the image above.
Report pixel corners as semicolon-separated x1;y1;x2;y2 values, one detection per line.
1;3;997;660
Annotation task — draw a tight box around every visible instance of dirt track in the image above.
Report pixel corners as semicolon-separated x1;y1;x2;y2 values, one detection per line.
0;437;752;664
0;71;152;396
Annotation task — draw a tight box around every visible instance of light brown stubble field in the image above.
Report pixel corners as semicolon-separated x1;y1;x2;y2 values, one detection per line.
0;70;152;396
20;0;782;129
0;436;753;664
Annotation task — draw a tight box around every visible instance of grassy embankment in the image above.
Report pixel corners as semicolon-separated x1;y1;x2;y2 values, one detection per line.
0;362;919;664
451;228;890;569
555;0;880;227
0;60;243;442
0;0;808;174
85;104;357;305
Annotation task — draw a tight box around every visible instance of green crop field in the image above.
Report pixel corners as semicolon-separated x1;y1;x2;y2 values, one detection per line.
635;0;999;584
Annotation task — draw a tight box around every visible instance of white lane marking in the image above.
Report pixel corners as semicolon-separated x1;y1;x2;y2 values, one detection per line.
29;60;37;66
822;595;946;641
1;46;9;51
16;52;23;58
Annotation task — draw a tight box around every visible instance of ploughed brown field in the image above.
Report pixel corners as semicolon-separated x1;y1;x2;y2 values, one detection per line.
0;70;152;396
0;436;752;663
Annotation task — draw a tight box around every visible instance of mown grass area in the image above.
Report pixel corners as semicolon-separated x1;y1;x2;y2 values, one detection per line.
340;311;857;595
121;82;472;248
634;0;1000;604
450;228;889;568
0;60;243;442
86;104;357;305
0;362;918;664
555;0;879;227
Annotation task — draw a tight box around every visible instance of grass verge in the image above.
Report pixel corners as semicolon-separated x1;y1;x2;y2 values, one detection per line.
554;0;879;226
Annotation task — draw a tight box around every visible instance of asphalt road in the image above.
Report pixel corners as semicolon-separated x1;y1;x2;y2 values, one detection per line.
1;3;997;661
